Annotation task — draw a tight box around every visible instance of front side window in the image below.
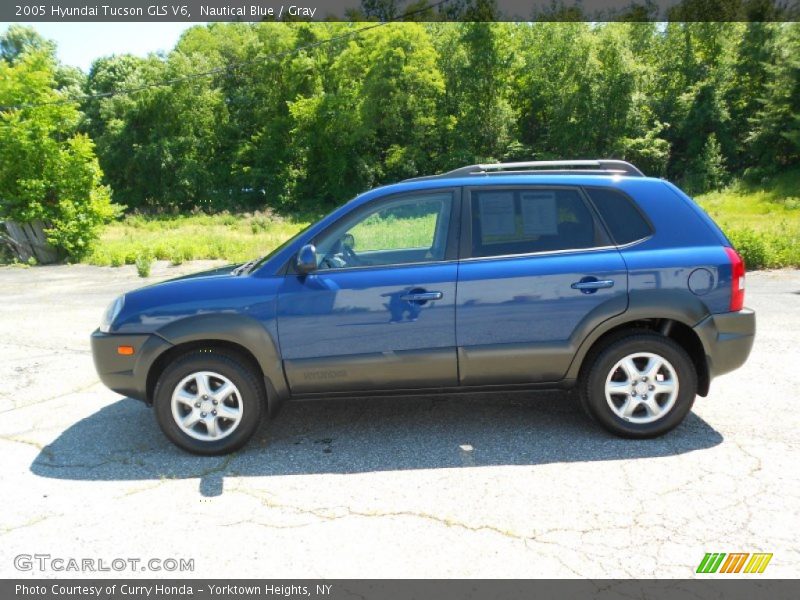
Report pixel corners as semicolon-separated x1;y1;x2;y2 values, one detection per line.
315;192;452;270
470;188;601;258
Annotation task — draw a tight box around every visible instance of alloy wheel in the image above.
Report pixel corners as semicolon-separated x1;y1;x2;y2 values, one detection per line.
604;352;679;424
170;371;244;442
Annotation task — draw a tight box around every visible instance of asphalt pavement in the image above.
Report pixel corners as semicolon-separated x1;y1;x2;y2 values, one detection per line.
1;262;798;578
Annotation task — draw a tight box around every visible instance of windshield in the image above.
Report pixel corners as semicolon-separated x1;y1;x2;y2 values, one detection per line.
243;222;314;274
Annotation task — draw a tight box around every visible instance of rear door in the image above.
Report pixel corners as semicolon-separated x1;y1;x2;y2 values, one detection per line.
456;185;628;385
277;189;461;394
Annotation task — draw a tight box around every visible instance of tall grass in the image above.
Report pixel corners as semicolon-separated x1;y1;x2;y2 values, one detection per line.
85;210;437;267
82;169;800;270
695;169;800;268
350;213;437;251
85;212;313;267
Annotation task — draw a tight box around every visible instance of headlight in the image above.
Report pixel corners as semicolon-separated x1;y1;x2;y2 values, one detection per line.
99;295;125;333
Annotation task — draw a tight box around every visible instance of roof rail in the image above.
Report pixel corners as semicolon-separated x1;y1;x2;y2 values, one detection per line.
407;159;644;181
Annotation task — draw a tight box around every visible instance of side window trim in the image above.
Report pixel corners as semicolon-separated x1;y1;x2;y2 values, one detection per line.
285;187;461;275
460;184;612;261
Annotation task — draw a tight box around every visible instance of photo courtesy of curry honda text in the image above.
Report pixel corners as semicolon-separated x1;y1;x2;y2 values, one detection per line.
91;160;755;455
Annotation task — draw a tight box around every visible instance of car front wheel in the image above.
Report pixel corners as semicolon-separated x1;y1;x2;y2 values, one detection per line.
580;334;697;438
153;349;264;455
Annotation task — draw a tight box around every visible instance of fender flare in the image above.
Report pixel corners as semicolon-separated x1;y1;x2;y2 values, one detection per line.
152;313;289;414
564;289;711;381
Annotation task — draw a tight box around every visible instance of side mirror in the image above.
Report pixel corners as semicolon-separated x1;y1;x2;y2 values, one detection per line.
296;244;317;274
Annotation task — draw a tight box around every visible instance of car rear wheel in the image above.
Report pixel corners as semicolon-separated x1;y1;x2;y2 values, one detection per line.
580;334;697;438
153;349;264;455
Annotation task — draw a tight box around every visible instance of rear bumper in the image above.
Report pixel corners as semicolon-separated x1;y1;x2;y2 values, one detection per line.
693;308;756;380
90;330;172;402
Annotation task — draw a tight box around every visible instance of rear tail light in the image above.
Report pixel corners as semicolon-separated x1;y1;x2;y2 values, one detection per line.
724;246;745;311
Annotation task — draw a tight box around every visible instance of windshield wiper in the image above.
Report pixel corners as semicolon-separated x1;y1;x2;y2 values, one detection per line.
231;258;258;276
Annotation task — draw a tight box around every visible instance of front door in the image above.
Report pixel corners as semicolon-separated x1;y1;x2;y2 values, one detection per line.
277;190;459;394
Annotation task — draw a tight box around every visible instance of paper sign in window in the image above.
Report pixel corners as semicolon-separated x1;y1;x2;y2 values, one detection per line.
521;191;558;236
479;192;516;237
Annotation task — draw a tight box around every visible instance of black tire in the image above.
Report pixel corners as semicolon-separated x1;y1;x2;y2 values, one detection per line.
153;349;265;455
580;334;697;438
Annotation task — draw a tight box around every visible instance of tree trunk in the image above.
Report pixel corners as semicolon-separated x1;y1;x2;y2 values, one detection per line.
2;220;59;264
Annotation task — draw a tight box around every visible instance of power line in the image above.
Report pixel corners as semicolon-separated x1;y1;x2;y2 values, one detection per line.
0;0;453;112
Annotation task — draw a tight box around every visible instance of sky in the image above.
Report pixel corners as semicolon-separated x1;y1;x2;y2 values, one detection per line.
1;22;200;71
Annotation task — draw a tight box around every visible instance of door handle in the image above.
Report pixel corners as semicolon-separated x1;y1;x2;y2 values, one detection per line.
571;279;615;293
400;291;443;303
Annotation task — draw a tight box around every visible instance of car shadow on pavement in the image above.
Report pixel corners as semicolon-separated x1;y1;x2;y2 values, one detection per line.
30;392;723;497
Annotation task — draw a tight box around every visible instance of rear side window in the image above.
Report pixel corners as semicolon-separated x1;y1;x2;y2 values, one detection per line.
470;188;601;258
585;187;652;245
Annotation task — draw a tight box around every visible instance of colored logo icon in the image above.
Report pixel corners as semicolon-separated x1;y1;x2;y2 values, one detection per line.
697;553;773;574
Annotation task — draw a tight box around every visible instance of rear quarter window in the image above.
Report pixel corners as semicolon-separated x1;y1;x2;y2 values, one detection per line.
585;187;653;245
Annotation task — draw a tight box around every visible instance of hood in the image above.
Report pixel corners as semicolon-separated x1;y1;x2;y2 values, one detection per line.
163;263;241;282
110;264;280;334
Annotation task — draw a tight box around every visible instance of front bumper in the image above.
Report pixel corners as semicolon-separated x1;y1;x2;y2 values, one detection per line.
693;308;756;380
90;330;172;402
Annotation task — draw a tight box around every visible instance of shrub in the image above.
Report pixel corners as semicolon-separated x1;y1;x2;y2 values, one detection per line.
0;52;120;261
109;251;125;267
765;226;800;267
219;213;238;227
135;253;153;277
726;229;770;270
169;248;185;266
781;197;800;210
251;217;269;234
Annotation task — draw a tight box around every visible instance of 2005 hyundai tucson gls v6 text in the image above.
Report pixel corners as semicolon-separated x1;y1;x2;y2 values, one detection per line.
91;160;755;455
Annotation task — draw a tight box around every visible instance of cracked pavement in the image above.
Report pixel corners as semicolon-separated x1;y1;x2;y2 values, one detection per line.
0;262;798;578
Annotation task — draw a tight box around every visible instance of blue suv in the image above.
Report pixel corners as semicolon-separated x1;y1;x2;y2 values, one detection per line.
91;160;755;455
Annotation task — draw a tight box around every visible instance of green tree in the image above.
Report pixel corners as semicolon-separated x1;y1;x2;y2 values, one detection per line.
73;21;798;214
514;23;589;157
685;133;728;193
359;23;445;181
726;22;778;170
437;22;516;164
746;23;800;171
84;45;229;211
1;24;54;64
0;49;117;260
651;23;739;185
209;22;308;209
83;54;158;210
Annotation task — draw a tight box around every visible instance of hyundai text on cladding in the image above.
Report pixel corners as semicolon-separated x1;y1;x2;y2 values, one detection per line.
13;553;194;572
